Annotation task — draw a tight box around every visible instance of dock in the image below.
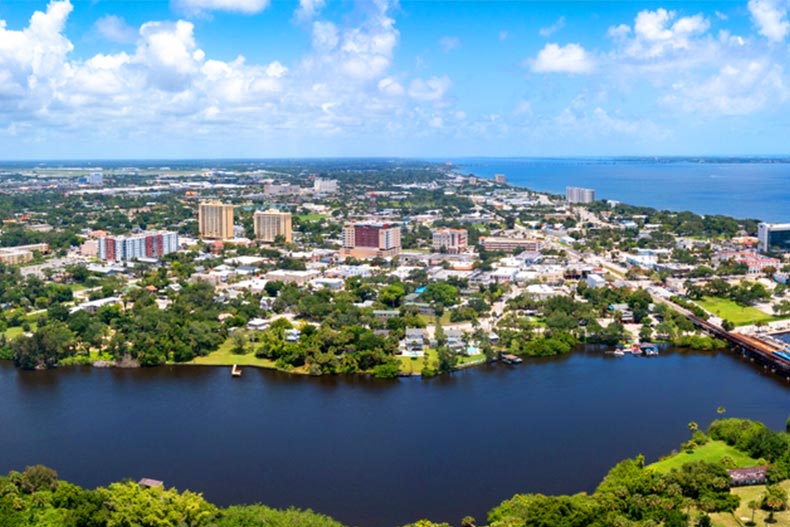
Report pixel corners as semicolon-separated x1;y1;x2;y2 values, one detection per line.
231;364;242;377
500;353;523;365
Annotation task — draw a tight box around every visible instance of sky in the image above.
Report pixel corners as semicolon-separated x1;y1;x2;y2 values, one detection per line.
1;0;790;159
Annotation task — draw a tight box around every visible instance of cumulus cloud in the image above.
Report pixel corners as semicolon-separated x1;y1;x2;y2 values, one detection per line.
173;0;270;15
613;8;710;58
539;16;566;37
530;43;594;74
663;60;788;115
408;76;452;102
439;36;460;53
94;15;137;44
0;0;471;155
748;0;790;42
295;0;326;21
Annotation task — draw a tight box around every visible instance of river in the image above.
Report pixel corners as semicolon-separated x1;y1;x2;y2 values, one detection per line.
1;349;789;527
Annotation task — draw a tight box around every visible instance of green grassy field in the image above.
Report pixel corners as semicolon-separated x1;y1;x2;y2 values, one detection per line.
295;213;328;222
648;440;760;474
3;322;38;341
697;296;777;326
189;336;281;369
710;481;790;527
398;348;438;374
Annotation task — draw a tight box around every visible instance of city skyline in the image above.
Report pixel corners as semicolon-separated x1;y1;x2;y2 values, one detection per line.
2;0;790;159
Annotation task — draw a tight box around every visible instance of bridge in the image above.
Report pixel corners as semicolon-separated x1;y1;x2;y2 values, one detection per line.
652;295;790;379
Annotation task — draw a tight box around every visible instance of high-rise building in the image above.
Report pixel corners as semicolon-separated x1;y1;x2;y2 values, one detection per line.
263;183;296;196
199;202;234;239
253;209;292;243
432;228;468;254
341;222;401;258
565;186;596;204
98;231;178;262
494;174;507;184
313;178;338;193
758;223;790;252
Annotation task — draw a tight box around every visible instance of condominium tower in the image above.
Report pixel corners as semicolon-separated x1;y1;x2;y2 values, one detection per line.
254;209;292;243
565;186;596;204
341;222;401;259
199;202;234;239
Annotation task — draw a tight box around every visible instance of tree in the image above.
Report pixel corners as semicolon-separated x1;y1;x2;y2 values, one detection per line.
762;484;788;512
379;283;406;308
748;499;758;524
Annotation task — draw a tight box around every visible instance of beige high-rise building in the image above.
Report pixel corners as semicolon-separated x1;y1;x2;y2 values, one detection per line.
199;202;234;239
253;209;292;243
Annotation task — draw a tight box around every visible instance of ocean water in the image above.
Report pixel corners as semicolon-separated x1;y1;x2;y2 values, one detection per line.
453;158;790;222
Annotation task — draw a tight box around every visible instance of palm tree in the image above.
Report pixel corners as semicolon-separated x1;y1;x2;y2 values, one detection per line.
748;499;758;524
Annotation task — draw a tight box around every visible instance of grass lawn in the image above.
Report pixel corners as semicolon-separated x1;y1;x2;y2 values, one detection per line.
710;481;790;527
398;348;438;375
417;312;453;326
3;322;38;340
189;335;280;369
697;296;777;326
295;213;328;222
648;440;760;474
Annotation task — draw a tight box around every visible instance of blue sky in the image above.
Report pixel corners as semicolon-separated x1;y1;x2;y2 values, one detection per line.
0;0;789;159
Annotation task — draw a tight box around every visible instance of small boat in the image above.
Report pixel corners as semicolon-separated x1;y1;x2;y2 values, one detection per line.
612;350;625;357
231;364;242;377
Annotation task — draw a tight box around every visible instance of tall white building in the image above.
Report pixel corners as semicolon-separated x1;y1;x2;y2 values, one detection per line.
566;186;596;204
758;223;790;252
98;231;179;262
313;178;338;193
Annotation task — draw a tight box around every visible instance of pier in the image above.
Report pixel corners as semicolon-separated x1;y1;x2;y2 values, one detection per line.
231;364;242;377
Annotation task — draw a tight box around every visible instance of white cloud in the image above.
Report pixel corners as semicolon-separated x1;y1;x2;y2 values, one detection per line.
378;76;404;97
748;0;790;42
617;9;710;58
94;15;137;44
439;36;460;53
408;76;452;102
607;24;631;40
539;16;566;37
173;0;270;15
295;0;326;20
498;30;509;42
530;43;594;74
663;60;788;115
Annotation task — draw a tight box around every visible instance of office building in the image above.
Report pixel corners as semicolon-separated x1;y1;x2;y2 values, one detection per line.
494;174;507;184
264;183;296;196
341;222;401;259
432;228;468;254
313;178;338;193
253;209;292;243
199;202;234;239
758;223;790;252
479;237;543;253
565;186;596;204
98;231;178;262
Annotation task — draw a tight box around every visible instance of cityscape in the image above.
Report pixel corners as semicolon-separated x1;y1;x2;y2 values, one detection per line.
2;1;790;527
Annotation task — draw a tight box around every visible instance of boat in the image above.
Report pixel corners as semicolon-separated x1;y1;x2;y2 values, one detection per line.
500;353;523;365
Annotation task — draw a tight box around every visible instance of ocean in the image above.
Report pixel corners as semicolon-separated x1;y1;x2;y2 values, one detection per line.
452;158;790;223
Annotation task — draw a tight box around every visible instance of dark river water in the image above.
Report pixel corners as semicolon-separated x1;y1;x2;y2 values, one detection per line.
1;349;789;527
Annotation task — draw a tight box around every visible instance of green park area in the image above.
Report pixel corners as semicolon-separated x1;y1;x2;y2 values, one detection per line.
189;335;281;370
710;481;790;527
697;296;777;326
648;440;760;474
